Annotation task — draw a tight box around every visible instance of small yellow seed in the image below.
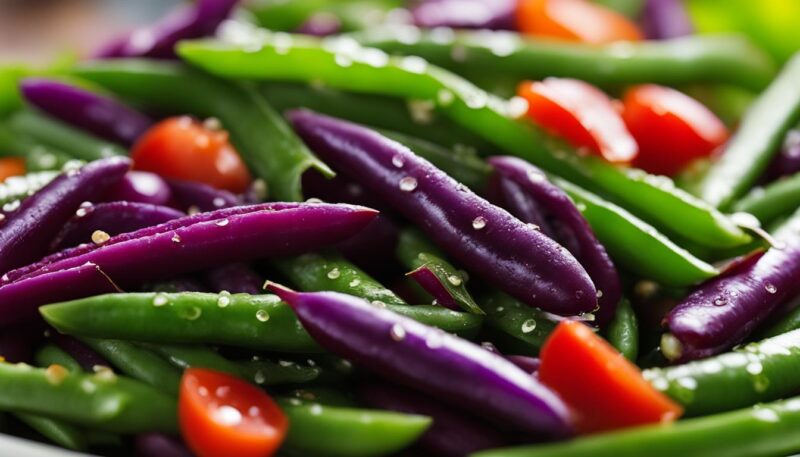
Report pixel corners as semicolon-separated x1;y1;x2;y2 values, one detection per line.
91;230;111;245
45;364;69;385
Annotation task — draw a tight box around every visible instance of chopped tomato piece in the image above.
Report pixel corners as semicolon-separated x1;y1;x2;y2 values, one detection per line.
622;84;729;176
179;368;288;457
539;321;682;434
131;117;252;193
516;0;643;44
0;157;26;182
518;78;638;163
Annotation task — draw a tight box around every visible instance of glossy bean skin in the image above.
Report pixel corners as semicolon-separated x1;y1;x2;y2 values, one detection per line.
735;172;800;225
605;299;639;361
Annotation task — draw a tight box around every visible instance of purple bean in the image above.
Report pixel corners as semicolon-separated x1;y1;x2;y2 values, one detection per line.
104;172;173;206
407;265;460;311
506;355;540;375
168;179;241;212
664;215;800;362
487;156;620;324
0;157;131;276
94;0;239;59
488;175;555;239
9;203;377;296
360;381;511;457
297;13;342;37
411;0;517;30
289;110;596;315
0;263;120;325
266;284;573;437
19;79;153;146
763;130;800;182
202;263;263;294
50;334;108;372
135;433;193;457
50;202;184;251
3;202;304;284
641;0;694;40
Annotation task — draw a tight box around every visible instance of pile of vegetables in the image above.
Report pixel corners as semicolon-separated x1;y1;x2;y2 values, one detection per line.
2;0;800;456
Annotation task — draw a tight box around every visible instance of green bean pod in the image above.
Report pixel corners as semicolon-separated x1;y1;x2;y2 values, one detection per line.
643;329;800;416
473;396;800;457
279;398;431;457
80;338;182;396
8;110;125;161
0;362;177;433
72;60;332;202
556;178;718;285
605;299;639;361
177;30;749;249
14;413;87;451
479;291;559;356
34;344;82;374
351;27;775;91
734;173;800;225
273;253;407;306
699;53;800;209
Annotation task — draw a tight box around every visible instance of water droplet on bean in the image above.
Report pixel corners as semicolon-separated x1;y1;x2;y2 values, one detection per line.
472;216;487;230
256;309;270;322
399;176;418;192
390;324;406;341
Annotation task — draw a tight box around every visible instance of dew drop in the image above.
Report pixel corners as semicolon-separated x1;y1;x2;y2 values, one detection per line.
216;219;230;227
217;292;231;308
182;306;202;320
254;370;267;384
521;319;537;334
447;274;463;286
153;293;169;307
327;268;341;279
713;297;727;306
349;279;361;288
527;170;546;183
399;176;418;192
256;309;271;322
91;230;110;245
214;405;242;426
596;290;604;298
765;283;777;294
472;216;487;230
213;197;226;208
171;233;182;244
392;155;405;168
746;362;763;375
437;89;455;106
390;324;406;341
527;223;540;231
309;404;323;415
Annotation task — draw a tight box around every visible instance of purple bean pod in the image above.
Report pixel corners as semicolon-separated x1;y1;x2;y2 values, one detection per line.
0;157;131;276
19;79;153;146
49;333;109;372
664;215;800;362
641;0;694;40
411;0;517;30
94;0;239;59
359;381;511;457
506;355;540;375
50;202;185;251
290;110;596;315
3;202;304;283
489;175;555;239
266;284;573;437
297;13;342;37
407;265;460;311
135;433;193;457
763;130;800;182
168;179;241;212
487;156;620;324
0;263;120;325
202;263;263;295
9;203;377;294
104;172;173;206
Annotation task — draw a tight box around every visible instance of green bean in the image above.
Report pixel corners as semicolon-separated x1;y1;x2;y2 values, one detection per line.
643;329;800;416
474;396;800;457
279;398;431;457
352;27;775;91
72;60;333;202
15;413;87;451
699;53;800;210
34;345;82;374
8;110;125;161
0;171;57;206
395;228;483;315
556;178;718;285
479;291;559;356
177;30;750;250
734;173;800;225
142;343;321;386
0;362;177;433
0;124;72;171
249;0;402;32
285;386;357;407
80;338;182;396
605;299;639;361
262;83;497;153
273;253;407;306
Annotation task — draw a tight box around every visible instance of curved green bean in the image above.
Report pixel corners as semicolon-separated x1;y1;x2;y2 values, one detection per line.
279;399;431;457
352;27;775;91
734;173;800;225
699;53;800;209
0;362;177;433
15;413;86;451
72;60;332;202
605;299;639;361
33;345;82;374
177;30;749;250
643;329;800;416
